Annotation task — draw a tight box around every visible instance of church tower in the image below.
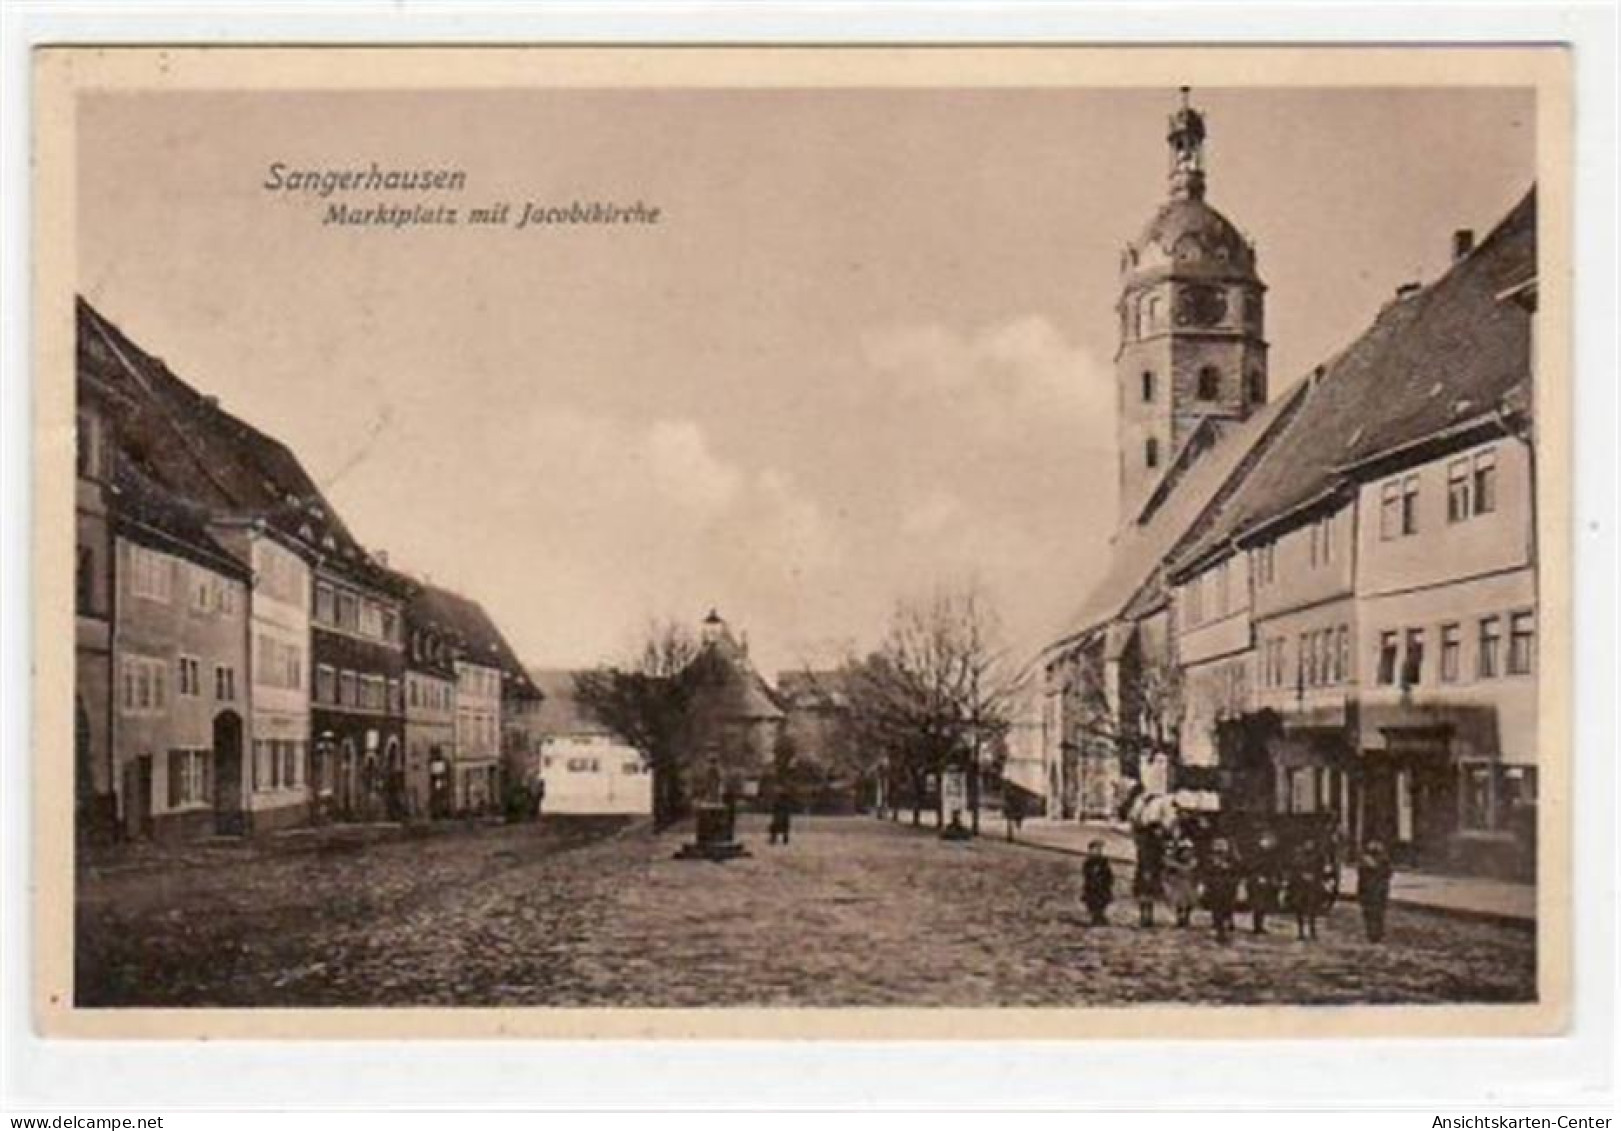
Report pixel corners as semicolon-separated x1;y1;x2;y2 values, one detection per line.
1115;89;1268;528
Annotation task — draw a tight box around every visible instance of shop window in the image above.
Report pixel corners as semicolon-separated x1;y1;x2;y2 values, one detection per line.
1459;763;1494;831
1504;610;1535;675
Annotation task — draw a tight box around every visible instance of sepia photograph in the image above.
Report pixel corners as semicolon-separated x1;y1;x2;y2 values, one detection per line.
32;45;1571;1037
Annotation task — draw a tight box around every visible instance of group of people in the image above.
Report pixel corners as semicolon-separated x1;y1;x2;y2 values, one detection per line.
1080;827;1396;944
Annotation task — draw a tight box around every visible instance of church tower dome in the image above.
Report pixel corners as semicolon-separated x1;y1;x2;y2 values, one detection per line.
1114;88;1269;529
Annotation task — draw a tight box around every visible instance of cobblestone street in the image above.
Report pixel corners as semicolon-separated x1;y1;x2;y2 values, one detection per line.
76;815;1536;1008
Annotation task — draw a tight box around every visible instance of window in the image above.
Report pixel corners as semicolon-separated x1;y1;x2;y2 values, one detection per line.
1377;631;1399;686
314;582;336;625
1141;371;1154;403
214;664;236;701
121;655;169;713
359;600;383;640
1336;626;1350;684
1478;616;1502;678
1473;449;1498;515
1145;436;1159;469
338;670;357;707
1185;575;1203;627
1197;366;1221;400
382;609;399;644
1215;559;1230;615
336;590;359;632
178;656;202;697
167;748;211;807
566;757;600;774
1440;623;1461;682
1298;632;1312;688
1508;611;1535;674
623;761;643;776
191;571;212;614
130;545;172;602
315;664;337;705
252;739;266;791
283;742;299;788
1379;481;1402;539
1447;458;1471;523
1400;476;1419;536
1402;628;1425;687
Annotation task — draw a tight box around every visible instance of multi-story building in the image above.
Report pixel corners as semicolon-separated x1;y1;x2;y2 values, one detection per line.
310;562;411;822
1159;193;1537;876
74;330;133;843
77;298;365;837
109;461;252;841
408;584;537;814
404;610;457;819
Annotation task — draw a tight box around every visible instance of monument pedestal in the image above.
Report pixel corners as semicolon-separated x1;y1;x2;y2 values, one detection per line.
675;802;750;861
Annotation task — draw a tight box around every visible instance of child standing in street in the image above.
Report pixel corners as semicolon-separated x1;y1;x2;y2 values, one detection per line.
1202;838;1240;944
1081;840;1115;926
1357;839;1394;942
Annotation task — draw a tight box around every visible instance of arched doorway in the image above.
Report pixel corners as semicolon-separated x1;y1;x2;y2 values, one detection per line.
212;710;245;836
383;737;405;821
338;738;357;820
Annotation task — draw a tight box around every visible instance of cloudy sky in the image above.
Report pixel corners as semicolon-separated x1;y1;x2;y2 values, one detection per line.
77;84;1534;676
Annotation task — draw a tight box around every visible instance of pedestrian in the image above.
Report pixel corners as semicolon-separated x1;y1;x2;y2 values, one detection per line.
1285;840;1329;940
1081;839;1115;926
1004;790;1026;842
1133;826;1166;928
1202;837;1240;944
1246;830;1281;935
1163;833;1199;928
1357;839;1394;943
769;791;794;846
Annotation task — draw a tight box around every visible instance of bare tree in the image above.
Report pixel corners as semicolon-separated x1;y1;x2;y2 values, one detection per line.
843;582;1026;834
573;618;701;831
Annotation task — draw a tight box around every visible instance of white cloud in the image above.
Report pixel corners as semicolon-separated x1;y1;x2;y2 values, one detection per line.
647;418;743;512
860;313;1115;438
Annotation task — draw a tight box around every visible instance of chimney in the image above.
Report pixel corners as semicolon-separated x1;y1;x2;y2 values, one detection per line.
1395;281;1422;300
1452;229;1475;260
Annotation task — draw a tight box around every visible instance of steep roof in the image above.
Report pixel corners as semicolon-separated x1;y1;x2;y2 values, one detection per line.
109;449;250;580
1045;377;1309;654
525;669;614;736
76;297;403;593
776;669;852;710
410;583;540;698
1170;187;1535;572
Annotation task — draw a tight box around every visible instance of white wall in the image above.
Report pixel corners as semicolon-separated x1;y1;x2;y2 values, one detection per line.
540;734;652;815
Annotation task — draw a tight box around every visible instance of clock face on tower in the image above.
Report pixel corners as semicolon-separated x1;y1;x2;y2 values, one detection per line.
1174;284;1228;327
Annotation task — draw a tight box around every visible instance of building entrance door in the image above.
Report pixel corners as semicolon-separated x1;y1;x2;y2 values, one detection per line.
212;710;245;836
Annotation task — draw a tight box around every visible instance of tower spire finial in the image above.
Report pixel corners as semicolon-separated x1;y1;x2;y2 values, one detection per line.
1167;87;1207;201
